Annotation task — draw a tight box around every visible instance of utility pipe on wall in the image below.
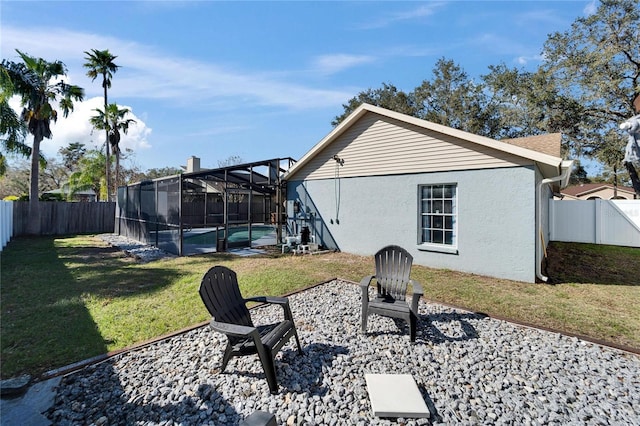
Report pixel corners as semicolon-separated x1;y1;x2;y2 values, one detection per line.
536;160;574;282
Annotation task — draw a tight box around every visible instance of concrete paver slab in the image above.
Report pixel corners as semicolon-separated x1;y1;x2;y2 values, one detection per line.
365;373;430;418
0;377;60;426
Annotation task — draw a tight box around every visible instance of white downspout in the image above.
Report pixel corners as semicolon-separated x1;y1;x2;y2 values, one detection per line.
536;160;573;282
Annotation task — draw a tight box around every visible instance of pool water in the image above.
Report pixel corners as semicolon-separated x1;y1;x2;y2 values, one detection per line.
183;225;276;245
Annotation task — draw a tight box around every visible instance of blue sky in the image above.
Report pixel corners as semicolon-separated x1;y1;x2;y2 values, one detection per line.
2;0;597;172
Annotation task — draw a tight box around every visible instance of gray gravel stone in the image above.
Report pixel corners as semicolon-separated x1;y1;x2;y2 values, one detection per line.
97;233;176;263
45;240;640;425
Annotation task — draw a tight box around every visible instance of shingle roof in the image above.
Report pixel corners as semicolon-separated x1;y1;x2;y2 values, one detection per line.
501;133;562;157
561;183;636;197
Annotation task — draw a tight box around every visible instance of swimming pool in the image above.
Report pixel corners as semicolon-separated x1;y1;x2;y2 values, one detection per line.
183;225;277;245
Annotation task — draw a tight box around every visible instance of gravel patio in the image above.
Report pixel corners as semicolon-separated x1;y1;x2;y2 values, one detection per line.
46;280;640;425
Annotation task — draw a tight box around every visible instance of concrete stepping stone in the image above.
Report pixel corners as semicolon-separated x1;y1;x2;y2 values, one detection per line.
365;373;430;418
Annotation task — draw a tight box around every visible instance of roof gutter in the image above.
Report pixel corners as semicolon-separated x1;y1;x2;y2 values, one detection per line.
536;160;574;282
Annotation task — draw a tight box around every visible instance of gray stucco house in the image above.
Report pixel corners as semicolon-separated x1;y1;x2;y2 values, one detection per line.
284;103;573;283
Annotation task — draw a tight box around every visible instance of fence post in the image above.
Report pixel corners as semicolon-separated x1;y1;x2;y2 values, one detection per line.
0;201;5;250
0;200;13;251
549;199;555;241
595;199;602;245
8;200;12;245
0;201;4;249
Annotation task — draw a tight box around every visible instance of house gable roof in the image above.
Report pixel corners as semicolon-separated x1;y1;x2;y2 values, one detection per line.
502;133;562;157
285;103;567;181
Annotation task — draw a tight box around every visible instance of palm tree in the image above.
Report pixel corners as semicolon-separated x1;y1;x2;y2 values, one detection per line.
65;149;107;201
0;99;30;176
1;50;83;233
83;49;119;201
1;65;34;176
90;104;135;190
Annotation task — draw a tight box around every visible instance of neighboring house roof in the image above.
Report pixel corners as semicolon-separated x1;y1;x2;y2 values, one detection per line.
561;183;636;199
285;103;569;181
502;133;562;157
45;188;97;196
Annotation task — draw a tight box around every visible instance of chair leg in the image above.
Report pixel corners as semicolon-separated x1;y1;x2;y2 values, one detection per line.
361;285;369;334
409;312;417;343
361;314;368;334
292;328;303;354
220;343;233;372
361;306;369;334
255;345;279;394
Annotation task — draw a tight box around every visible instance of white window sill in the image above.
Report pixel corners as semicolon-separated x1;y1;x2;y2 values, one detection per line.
417;244;458;255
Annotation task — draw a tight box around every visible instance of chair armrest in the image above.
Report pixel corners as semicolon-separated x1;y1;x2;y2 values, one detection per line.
409;279;423;296
245;296;294;321
245;296;289;306
360;275;374;288
210;320;256;338
360;275;374;303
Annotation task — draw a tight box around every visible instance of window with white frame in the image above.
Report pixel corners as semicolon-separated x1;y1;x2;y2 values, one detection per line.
419;184;457;247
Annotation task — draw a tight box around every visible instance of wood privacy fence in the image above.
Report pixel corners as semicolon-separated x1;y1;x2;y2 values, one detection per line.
11;201;116;237
549;199;640;247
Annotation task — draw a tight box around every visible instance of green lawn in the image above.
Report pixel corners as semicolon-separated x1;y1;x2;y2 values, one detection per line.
1;235;638;379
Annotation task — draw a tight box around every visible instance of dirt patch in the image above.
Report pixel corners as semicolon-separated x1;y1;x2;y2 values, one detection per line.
545;242;640;285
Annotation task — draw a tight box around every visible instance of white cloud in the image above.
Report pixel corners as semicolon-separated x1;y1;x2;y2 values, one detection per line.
470;34;547;68
584;0;597;16
311;54;376;75
392;4;442;21
359;3;446;29
8;96;152;160
516;54;545;66
2;25;353;110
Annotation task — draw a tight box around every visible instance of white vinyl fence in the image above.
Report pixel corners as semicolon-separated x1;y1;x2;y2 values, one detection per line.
549;199;640;247
0;200;13;251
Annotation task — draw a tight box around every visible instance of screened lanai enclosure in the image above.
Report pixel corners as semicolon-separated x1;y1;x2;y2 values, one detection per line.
115;158;296;255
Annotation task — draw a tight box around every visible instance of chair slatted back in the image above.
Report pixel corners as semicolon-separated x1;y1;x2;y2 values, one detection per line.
199;265;253;327
374;245;413;302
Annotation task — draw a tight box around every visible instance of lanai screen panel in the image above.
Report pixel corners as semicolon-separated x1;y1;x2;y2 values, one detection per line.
116;175;181;255
115;182;153;244
155;176;181;254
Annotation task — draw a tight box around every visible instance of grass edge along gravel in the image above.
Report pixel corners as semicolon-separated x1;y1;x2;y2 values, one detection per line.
1;235;638;379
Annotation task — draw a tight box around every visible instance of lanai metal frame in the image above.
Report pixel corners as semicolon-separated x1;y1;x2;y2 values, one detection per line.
115;157;295;255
